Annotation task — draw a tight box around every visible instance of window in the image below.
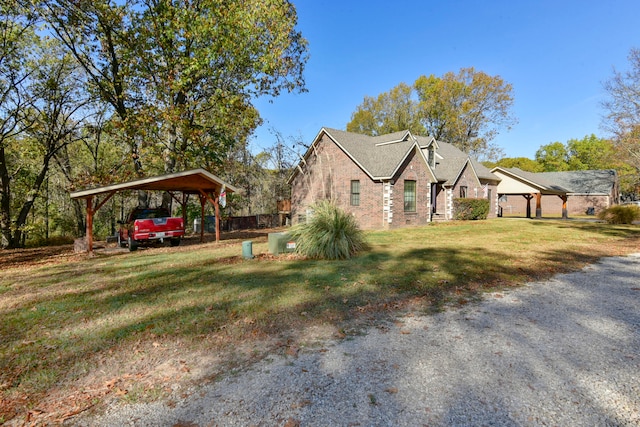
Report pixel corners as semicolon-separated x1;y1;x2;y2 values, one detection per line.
428;147;435;167
459;186;468;198
404;180;416;212
487;189;492;201
350;180;360;206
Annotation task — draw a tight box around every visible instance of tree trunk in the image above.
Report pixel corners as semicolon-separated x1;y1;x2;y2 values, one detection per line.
0;145;12;248
11;160;50;247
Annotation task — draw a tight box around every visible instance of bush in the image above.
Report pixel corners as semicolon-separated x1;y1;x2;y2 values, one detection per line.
597;205;640;224
453;198;490;220
289;200;366;260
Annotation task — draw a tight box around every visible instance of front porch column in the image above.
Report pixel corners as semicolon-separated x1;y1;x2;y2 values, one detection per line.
535;193;542;219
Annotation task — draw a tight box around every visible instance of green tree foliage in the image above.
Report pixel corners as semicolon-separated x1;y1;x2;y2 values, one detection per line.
135;0;307;177
1;2;39;247
602;47;640;192
347;82;425;136
41;0;143;175
42;0;308;179
347;68;516;159
1;33;91;248
1;1;308;247
533;135;637;194
414;68;516;156
487;157;544;172
535;141;570;171
566;134;617;170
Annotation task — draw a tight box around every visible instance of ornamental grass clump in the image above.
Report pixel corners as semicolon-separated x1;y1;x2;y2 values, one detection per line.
290;200;366;260
597;205;640;224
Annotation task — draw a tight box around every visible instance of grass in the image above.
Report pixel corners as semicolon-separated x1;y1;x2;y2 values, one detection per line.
1;219;639;423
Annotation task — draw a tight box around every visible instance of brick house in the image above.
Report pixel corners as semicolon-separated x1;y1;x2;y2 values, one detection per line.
289;128;500;229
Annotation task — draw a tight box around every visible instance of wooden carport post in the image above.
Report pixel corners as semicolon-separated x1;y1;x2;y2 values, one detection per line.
83;190;117;255
559;195;568;219
198;193;206;243
198;190;221;243
86;196;94;255
523;194;533;218
535;193;542;219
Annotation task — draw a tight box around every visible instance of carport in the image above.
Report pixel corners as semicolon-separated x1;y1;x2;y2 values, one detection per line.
70;168;238;254
491;167;569;219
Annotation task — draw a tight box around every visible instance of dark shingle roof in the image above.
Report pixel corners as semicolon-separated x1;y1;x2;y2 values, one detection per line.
323;128;418;179
299;128;500;184
538;170;617;194
498;167;569;192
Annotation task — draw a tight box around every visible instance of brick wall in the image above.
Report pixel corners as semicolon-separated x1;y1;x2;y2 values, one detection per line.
389;148;432;228
290;134;384;230
448;163;499;218
290;138;436;230
499;194;612;216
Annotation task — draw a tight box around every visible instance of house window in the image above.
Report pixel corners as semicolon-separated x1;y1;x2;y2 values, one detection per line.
404;180;416;212
487;189;492;201
350;180;360;206
460;186;468;198
428;147;435;167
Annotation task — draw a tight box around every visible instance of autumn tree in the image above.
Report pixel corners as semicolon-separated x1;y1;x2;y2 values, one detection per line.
40;0;142;174
602;47;640;192
347;82;425;136
42;0;307;177
0;2;38;247
135;0;307;176
347;68;516;158
1;28;92;248
414;68;516;156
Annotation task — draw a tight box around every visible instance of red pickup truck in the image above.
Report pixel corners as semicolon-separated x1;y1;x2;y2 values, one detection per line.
118;208;185;251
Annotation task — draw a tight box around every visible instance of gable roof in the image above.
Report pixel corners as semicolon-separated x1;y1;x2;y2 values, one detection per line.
491;167;618;196
70;168;238;200
492;167;570;194
414;136;497;185
536;170;617;195
322;128;417;179
289;128;436;182
290;128;500;185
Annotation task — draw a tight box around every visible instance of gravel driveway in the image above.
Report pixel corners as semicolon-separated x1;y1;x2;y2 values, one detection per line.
75;253;640;426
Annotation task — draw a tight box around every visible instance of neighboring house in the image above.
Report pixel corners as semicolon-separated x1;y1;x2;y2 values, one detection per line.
492;168;619;217
289;128;500;229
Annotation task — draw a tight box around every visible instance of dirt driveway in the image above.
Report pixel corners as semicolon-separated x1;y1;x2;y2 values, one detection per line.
71;253;640;426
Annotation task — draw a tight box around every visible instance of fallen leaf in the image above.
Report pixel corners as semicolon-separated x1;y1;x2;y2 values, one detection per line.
283;417;300;427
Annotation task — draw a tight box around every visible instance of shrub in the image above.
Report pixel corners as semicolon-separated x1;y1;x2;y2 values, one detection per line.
453;198;490;220
289;200;366;260
597;205;640;224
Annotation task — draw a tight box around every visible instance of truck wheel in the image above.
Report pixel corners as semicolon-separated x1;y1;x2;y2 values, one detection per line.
128;237;138;252
170;238;181;247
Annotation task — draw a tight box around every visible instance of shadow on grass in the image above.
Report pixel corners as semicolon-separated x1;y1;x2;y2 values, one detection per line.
1;220;639;421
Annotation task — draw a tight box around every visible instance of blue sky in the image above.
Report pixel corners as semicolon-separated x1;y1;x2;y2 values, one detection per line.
251;0;640;159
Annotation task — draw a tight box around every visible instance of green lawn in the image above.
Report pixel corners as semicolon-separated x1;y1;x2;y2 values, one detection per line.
1;219;639;422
